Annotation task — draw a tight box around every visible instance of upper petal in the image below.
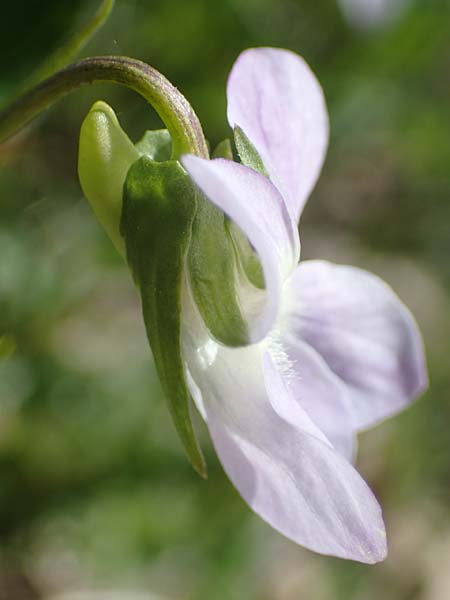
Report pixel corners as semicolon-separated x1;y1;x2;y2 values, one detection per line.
182;289;387;563
182;155;299;342
282;260;428;430
227;47;329;222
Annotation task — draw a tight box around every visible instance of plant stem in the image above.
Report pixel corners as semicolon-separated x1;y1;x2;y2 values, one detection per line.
0;56;209;159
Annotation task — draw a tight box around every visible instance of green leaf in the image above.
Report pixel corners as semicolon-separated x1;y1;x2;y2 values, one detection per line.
135;129;172;161
121;156;206;477
187;196;249;348
78;100;139;257
233;125;268;176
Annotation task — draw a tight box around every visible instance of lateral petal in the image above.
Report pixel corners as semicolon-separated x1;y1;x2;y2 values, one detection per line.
282;260;428;430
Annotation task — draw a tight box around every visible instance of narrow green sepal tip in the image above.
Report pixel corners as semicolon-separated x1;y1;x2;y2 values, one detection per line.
121;156;206;477
228;221;265;290
234;125;268;176
212;138;233;160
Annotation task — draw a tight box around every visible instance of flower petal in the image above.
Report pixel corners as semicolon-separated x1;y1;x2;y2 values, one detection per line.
283;260;428;430
268;335;356;461
227;47;329;221
182;155;299;342
182;292;387;563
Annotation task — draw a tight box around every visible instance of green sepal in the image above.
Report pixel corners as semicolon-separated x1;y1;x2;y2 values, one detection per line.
228;222;265;290
234;125;268;176
211;138;264;288
228;127;266;289
78;100;139;256
212;138;233;160
121;156;206;477
187;196;249;347
135;129;172;162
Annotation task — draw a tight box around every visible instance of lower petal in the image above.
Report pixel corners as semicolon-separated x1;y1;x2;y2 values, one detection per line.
182;289;387;563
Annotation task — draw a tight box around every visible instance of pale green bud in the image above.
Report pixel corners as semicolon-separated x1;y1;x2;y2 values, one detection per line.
78;100;139;256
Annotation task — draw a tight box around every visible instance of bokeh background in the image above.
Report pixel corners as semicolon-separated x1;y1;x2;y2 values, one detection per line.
0;0;449;598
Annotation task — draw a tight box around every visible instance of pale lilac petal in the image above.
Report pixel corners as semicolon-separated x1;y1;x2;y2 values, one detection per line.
268;336;356;461
227;47;329;221
283;260;428;430
182;292;387;563
182;155;299;342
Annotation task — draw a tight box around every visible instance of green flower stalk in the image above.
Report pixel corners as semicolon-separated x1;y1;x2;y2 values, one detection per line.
0;56;208;159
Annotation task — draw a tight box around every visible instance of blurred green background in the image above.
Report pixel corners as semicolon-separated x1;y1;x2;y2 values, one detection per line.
0;0;449;598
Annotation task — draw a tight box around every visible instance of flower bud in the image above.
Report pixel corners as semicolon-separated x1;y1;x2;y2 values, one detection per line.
78;101;139;256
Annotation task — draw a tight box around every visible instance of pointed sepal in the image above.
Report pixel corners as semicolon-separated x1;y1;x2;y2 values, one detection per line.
121;156;206;477
135;129;172;161
233;125;267;176
228;221;265;289
212;138;233;160
187;195;250;347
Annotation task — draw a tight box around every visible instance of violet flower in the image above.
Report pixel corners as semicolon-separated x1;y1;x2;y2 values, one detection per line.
181;48;427;563
0;0;427;569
